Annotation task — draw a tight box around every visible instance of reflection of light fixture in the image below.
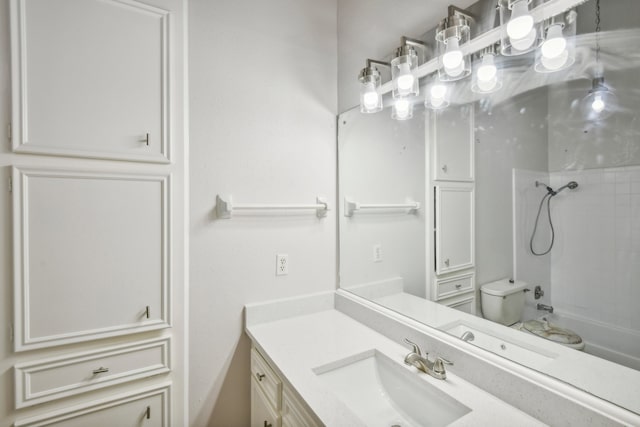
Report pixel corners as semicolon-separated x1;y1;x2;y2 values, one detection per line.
425;79;450;110
358;59;390;113
535;11;576;73
392;98;414;120
436;6;472;81
499;0;543;56
582;77;616;120
471;45;502;94
581;0;615;120
391;37;428;98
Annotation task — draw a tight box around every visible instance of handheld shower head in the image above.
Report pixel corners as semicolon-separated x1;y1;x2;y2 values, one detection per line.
555;181;579;194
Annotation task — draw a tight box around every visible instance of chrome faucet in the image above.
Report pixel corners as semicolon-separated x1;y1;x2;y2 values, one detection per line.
403;338;453;380
537;303;554;313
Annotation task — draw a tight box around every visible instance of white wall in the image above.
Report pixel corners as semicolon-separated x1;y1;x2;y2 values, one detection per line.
338;108;425;297
475;89;549;291
188;1;337;425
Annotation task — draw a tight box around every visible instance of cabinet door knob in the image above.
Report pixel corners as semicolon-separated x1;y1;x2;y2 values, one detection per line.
146;406;151;419
256;372;265;381
141;132;150;146
455;284;462;289
264;421;272;427
444;258;450;267
92;367;109;375
442;164;448;173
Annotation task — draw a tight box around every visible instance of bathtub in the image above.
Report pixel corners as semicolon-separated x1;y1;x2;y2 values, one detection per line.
541;311;640;371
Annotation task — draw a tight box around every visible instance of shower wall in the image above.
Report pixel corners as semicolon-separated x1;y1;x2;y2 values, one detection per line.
549;166;640;332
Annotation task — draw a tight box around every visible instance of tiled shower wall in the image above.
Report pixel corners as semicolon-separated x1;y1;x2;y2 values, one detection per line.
549;166;640;331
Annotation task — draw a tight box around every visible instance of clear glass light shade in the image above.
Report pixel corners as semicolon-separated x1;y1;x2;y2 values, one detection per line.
392;98;414;120
359;74;383;113
535;12;577;73
391;51;419;98
437;23;471;82
471;53;502;94
507;0;534;39
425;81;450;110
581;79;617;121
499;0;543;56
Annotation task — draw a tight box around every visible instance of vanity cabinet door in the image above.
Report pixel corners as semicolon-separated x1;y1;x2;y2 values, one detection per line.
251;379;281;427
433;104;474;181
435;183;475;275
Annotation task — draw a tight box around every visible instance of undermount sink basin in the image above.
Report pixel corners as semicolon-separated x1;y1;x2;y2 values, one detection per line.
313;350;471;427
441;321;557;370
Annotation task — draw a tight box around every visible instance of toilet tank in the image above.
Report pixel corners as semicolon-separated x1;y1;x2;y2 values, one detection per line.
480;279;528;326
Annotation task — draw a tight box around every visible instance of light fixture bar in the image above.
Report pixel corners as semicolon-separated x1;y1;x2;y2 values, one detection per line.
377;0;586;95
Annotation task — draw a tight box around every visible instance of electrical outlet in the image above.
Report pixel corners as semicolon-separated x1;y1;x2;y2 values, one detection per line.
373;244;383;263
276;254;289;276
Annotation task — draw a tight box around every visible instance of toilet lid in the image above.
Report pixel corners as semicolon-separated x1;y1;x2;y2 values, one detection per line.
523;320;583;345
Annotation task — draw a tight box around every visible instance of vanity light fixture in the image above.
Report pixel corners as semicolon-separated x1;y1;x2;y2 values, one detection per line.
358;59;390;113
499;0;543;56
391;37;428;98
534;11;576;73
424;78;450;110
471;45;502;94
436;5;473;81
392;97;414;120
582;0;616;120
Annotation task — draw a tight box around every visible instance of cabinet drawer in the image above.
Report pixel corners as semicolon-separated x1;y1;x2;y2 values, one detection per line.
251;379;281;427
14;383;170;427
15;338;170;408
441;293;476;315
436;273;474;300
251;348;282;411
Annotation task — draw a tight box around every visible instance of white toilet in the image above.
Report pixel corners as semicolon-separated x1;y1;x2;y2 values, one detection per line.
480;279;585;351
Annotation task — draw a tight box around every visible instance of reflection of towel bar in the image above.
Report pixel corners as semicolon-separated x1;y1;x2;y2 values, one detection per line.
215;195;329;219
344;197;420;217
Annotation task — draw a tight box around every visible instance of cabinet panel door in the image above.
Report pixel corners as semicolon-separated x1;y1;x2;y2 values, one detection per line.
435;184;474;275
13;167;170;351
251;379;280;427
433;104;474;181
11;0;170;162
14;384;170;427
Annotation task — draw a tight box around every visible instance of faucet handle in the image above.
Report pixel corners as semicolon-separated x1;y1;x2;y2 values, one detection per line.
432;356;454;379
403;338;422;357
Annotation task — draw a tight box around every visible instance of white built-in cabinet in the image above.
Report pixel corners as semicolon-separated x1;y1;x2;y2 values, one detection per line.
428;105;477;314
251;347;322;427
6;0;186;425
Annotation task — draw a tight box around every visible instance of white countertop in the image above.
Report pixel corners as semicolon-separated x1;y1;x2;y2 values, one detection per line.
246;308;547;427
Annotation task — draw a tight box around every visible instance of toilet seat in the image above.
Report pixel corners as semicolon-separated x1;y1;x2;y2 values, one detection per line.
512;319;585;351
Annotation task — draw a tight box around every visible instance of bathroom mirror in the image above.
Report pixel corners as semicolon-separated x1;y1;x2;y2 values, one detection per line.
338;0;640;415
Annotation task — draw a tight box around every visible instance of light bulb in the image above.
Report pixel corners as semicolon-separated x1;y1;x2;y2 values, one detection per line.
396;62;415;93
541;24;567;59
507;0;534;40
431;97;445;108
394;99;411;119
592;94;605;113
430;84;447;100
362;89;379;110
511;28;537;51
477;54;497;82
540;48;569;71
477;77;498;92
442;37;463;69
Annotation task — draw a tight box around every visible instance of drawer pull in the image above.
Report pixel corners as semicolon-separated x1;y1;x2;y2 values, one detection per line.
145;305;150;319
264;421;272;427
92;367;109;375
146;406;151;419
455;284;462;289
256;372;266;381
141;132;150;146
